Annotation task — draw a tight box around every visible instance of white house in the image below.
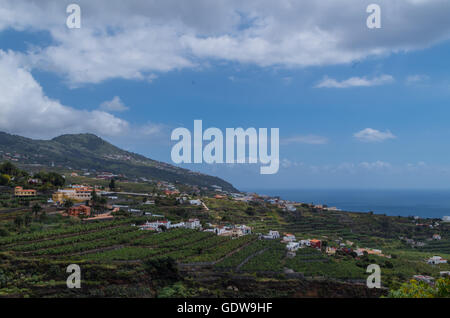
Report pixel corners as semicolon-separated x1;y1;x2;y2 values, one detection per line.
285;204;296;212
299;239;310;247
139;220;171;231
262;230;280;240
442;216;450;222
283;234;296;242
432;234;441;240
286;242;300;251
236;225;252;235
189;199;202;206
143;200;155;205
413;275;434;284
214;226;228;235
427;256;448;265
354;248;364;257
185;218;201;229
171;222;185;228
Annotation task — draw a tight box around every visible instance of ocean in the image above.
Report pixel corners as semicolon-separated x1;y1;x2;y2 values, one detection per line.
248;189;450;219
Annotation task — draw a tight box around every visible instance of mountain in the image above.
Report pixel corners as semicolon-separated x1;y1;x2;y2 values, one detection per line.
0;132;237;192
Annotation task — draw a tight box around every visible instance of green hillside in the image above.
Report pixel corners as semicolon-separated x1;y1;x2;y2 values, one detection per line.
0;132;236;192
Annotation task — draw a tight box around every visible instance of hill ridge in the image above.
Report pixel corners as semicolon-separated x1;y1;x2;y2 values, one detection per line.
0;131;237;192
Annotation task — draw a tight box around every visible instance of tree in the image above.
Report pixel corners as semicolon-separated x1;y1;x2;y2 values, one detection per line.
0;162;19;176
14;216;24;228
91;190;99;202
321;240;328;252
0;174;10;185
109;178;116;190
34;171;65;187
144;257;180;282
24;213;32;227
32;203;42;218
64;200;74;209
387;277;450;298
91;190;106;214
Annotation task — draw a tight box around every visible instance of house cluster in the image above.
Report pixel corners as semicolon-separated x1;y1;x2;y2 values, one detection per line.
427;256;448;265
432;234;441;240
204;224;252;238
211;185;223;192
353;248;390;258
400;236;426;248
231;192;340;213
139;218;202;231
177;196;203;206
331;242;391;258
0;151;26;162
232;193;298;212
95;172;120;180
157;181;180;196
413;275;435;285
281;233;322;252
52;184;101;204
311;204;340;211
414;221;440;229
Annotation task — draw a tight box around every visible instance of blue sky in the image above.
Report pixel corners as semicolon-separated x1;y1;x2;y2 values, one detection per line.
1;1;450;190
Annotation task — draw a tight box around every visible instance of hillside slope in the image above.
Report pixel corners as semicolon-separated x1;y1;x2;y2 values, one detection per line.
0;132;237;192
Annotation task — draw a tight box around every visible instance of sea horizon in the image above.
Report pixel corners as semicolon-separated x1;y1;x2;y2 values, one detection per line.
244;188;450;219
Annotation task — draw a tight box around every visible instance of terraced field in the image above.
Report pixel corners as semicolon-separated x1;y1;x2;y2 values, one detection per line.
1;219;258;267
1;212;448;297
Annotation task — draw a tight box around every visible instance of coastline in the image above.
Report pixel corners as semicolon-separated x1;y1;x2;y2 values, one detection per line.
244;188;450;219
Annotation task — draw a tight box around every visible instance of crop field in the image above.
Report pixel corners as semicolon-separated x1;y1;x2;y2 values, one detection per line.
0;220;258;267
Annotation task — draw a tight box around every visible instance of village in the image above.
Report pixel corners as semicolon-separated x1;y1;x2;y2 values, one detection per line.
0;161;446;295
11;174;450;272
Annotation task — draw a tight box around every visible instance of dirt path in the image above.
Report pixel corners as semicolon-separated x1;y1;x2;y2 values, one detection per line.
236;247;269;271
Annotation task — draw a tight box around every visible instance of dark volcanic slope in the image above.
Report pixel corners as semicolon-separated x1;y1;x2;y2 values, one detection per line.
0;132;237;192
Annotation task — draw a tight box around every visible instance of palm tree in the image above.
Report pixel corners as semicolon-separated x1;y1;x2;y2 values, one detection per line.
31;203;42;218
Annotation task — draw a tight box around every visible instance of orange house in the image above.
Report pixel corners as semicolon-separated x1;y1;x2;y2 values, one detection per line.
68;205;91;217
14;186;37;197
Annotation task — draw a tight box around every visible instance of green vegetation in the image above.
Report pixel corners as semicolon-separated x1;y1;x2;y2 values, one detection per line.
0;163;448;298
387;277;450;298
0;132;236;191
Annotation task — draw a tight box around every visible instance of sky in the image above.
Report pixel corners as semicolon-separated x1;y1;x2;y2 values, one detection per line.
1;0;450;190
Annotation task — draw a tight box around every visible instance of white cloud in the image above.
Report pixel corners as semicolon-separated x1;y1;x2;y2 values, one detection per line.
1;0;450;85
359;161;392;170
100;96;129;112
139;123;167;136
280;159;303;169
406;74;429;84
31;26;193;85
0;50;128;139
315;75;394;88
353;128;396;143
283;135;328;145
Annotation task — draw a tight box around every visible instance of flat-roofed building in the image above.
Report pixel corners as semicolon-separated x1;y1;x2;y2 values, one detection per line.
14;186;36;197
